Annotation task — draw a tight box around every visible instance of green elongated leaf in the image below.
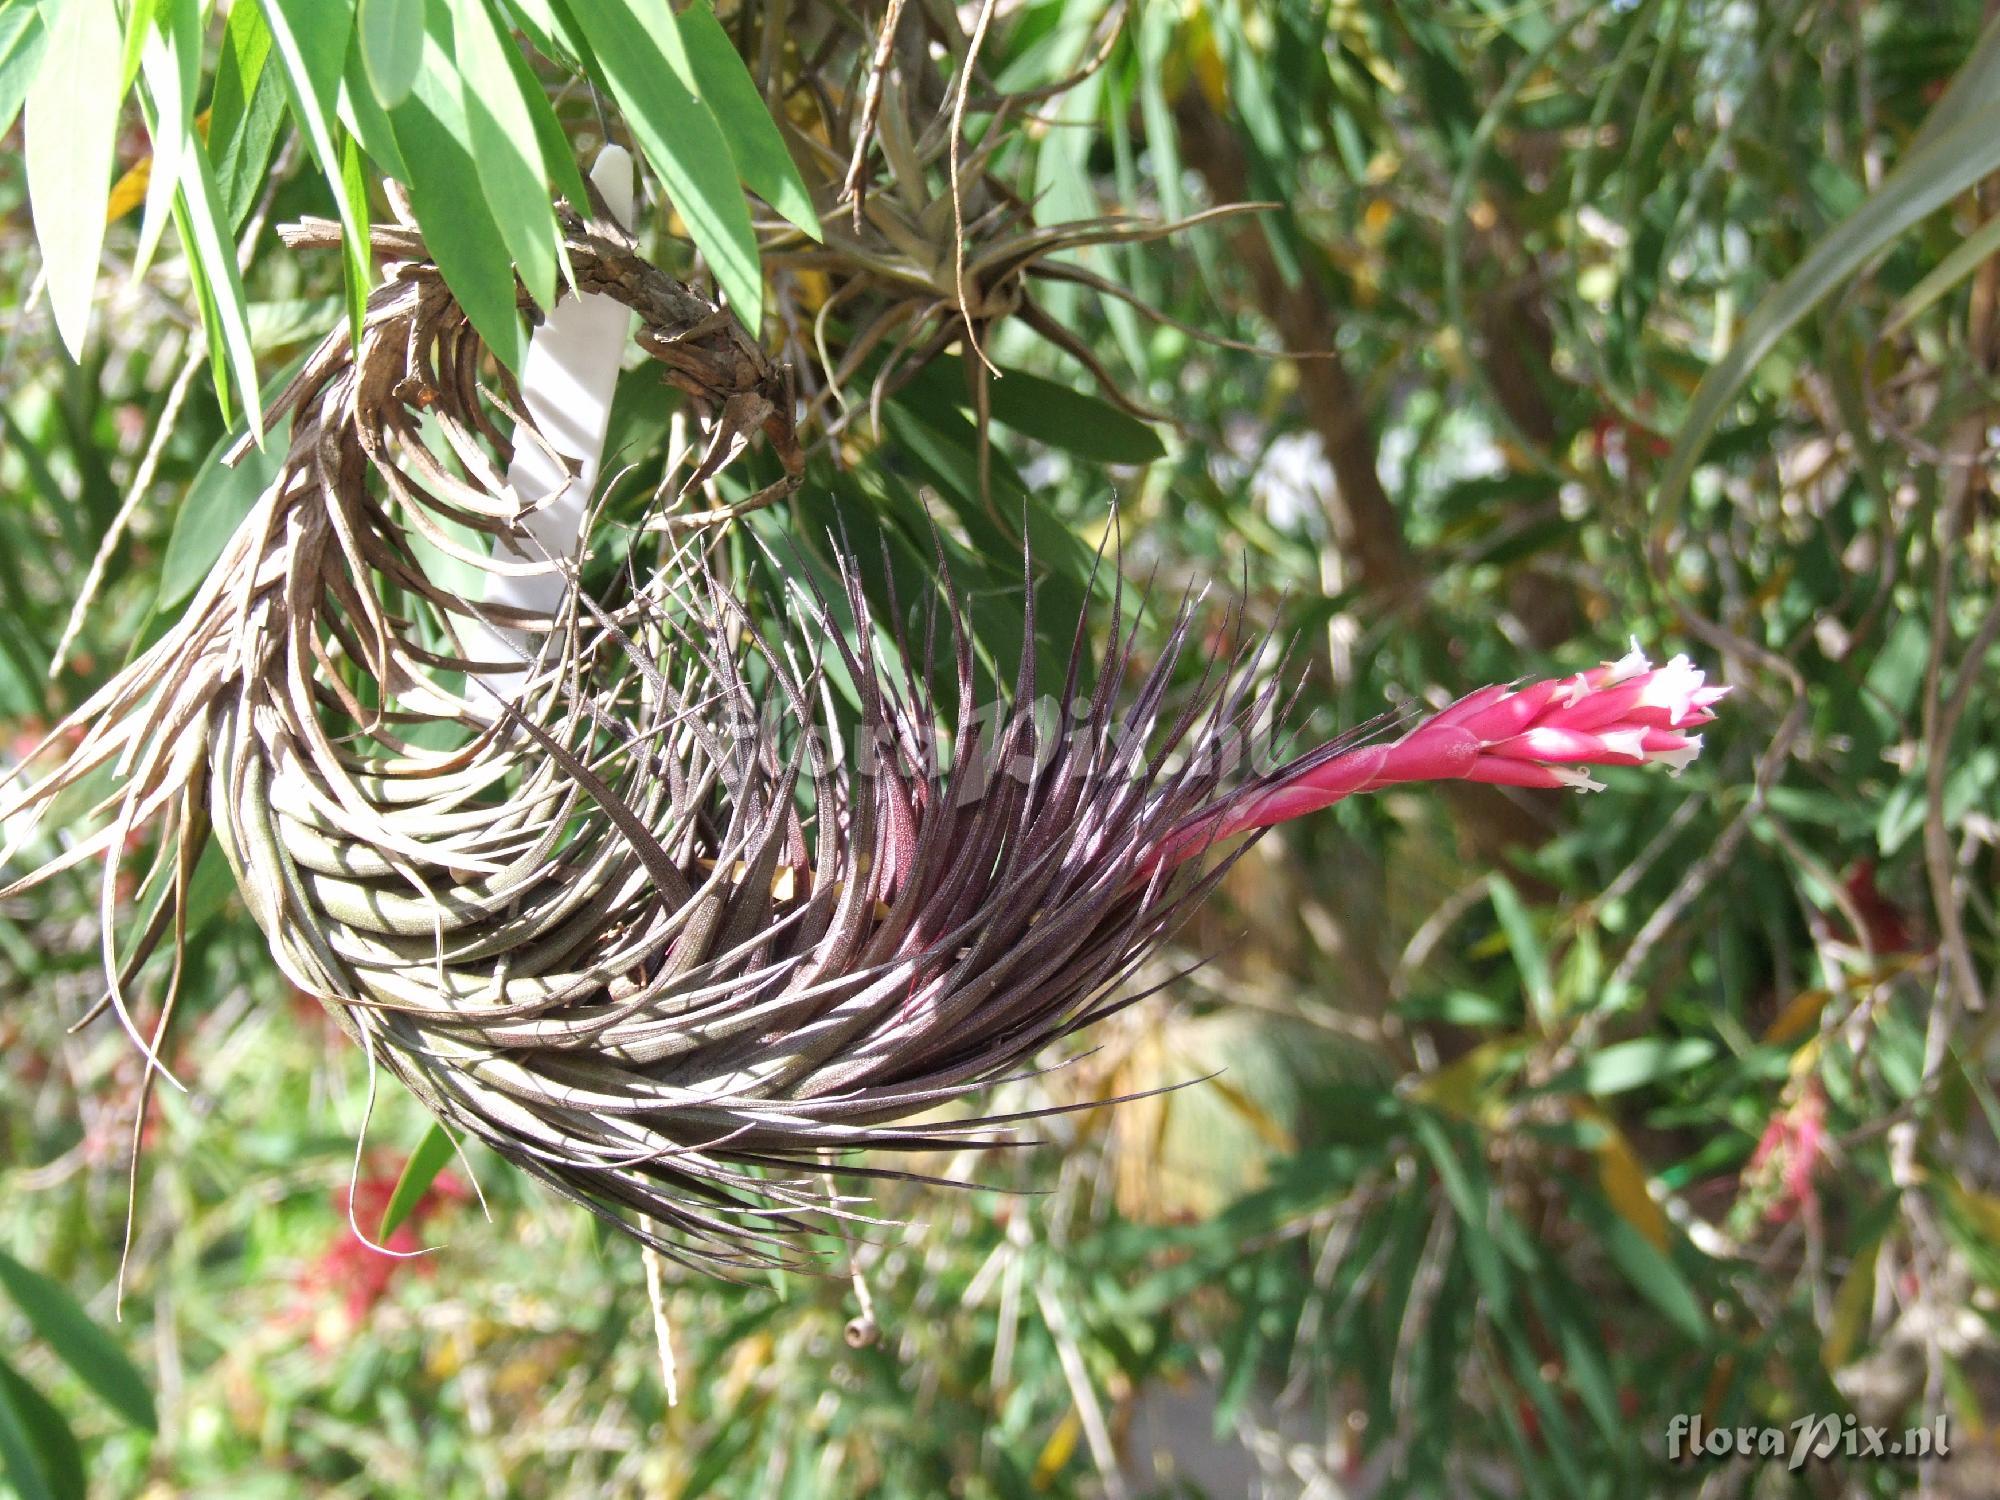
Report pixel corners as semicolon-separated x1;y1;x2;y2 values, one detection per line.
0;1250;156;1432
561;0;762;329
1545;1037;1717;1098
179;195;236;427
502;0;589;70
256;0;370;341
384;0;526;370
207;0;287;232
913;355;1166;464
447;0;558;311
1884;210;2000;338
1655;94;2000;519
0;1360;82;1500
1488;874;1553;1028
1410;1111;1511;1305
171;133;266;441
24;0;122;360
502;39;588;218
674;1;819;239
358;0;422;106
1909;12;2000;157
132;0;202;277
0;3;46;142
1576;1197;1711;1343
117;0;157;95
0;1364;54;1500
338;24;409;180
158;357;305;609
340;126;372;330
378;1122;458;1238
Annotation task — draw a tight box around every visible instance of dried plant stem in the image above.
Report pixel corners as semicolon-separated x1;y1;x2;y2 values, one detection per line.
642;1236;679;1407
49;343;203;679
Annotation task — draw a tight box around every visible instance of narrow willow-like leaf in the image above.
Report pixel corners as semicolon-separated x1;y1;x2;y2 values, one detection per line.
117;0;158;95
384;3;527;369
491;4;589;212
563;0;764;328
132;0;202;278
358;0;423;106
0;1361;81;1500
501;0;589;71
337;23;409;180
911;356;1166;464
378;1122;458;1238
446;0;559;312
339;127;372;335
178;195;235;426
256;0;370;343
24;0;121;359
1654;91;2000;519
159;356;305;609
0;1251;156;1433
172;134;266;440
1883;209;2000;337
0;1365;54;1500
676;0;821;240
0;3;45;142
208;0;287;231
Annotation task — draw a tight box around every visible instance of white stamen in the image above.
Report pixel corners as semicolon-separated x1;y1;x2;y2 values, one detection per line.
1549;766;1608;792
1654;735;1703;775
1599;729;1648;760
1636;655;1707;724
1598;638;1651;686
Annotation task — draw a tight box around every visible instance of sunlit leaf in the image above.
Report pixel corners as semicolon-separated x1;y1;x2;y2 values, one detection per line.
0;2;45;142
132;0;202;277
562;0;763;328
446;0;559;311
256;0;371;341
358;0;423;106
675;1;820;239
24;0;122;359
207;0;287;231
379;1121;459;1238
170;133;267;440
383;0;526;370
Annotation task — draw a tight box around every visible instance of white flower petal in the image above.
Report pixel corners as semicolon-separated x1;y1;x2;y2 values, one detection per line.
1549;766;1607;792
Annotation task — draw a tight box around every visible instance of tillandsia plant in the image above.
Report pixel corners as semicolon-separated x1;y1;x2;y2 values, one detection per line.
0;202;1726;1275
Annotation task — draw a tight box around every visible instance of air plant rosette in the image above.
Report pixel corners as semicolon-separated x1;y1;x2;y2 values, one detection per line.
0;200;1728;1277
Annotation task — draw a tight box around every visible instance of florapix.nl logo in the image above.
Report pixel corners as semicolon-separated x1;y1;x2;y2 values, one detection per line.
1667;1413;1951;1471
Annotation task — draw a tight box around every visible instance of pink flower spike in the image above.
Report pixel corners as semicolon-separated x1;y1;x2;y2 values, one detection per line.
1490;725;1649;766
1142;642;1729;875
1463;758;1601;791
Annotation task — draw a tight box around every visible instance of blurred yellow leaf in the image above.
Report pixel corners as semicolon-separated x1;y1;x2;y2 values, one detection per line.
1762;987;1830;1046
1207;1073;1298;1153
1938;1178;2000;1241
1579;1103;1669;1252
1032;1408;1081;1489
1184;13;1228;110
105;108;210;225
1407;1037;1525;1123
1822;1235;1879;1372
106;158;151;224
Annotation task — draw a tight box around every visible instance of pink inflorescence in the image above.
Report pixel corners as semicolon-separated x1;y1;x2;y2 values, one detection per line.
1149;644;1729;873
